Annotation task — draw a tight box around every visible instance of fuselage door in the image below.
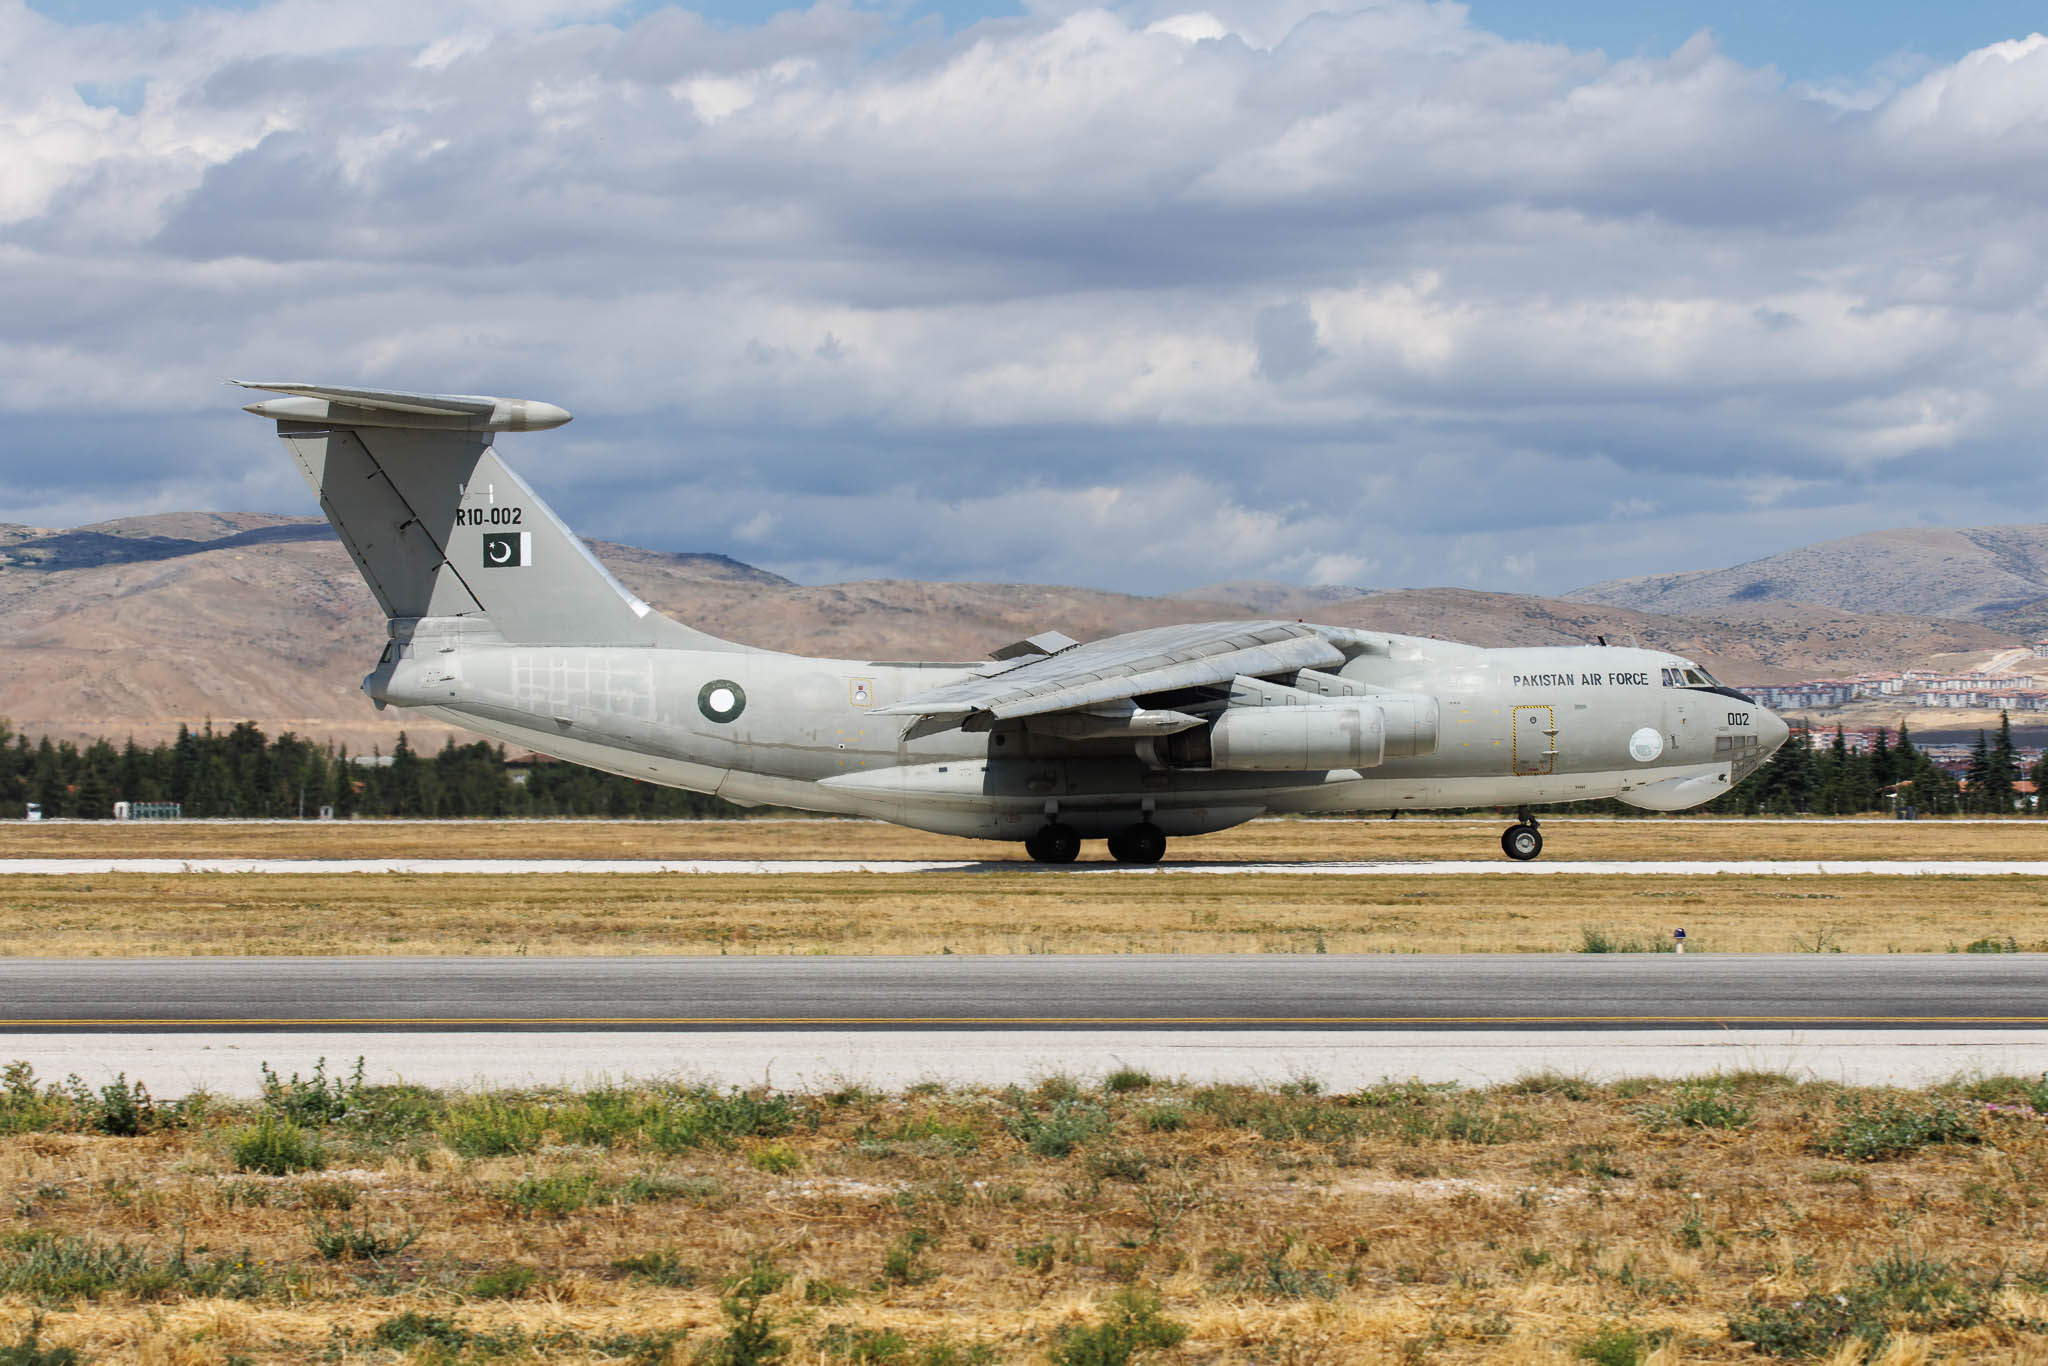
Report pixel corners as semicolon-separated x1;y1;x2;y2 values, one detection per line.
1512;704;1557;775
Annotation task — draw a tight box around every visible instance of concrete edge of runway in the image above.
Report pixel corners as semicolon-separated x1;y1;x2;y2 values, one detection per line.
7;858;2048;875
9;1029;2048;1097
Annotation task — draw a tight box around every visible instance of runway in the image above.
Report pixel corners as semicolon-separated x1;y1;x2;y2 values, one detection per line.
5;858;2048;876
5;953;2045;1030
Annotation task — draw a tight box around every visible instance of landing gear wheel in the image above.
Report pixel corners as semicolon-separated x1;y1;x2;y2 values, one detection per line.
1025;822;1082;864
1501;823;1543;862
1106;822;1168;865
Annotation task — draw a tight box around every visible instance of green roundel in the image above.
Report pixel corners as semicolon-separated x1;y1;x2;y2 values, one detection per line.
698;680;746;724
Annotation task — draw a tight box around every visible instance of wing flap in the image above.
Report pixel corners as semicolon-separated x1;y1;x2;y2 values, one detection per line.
878;621;1344;723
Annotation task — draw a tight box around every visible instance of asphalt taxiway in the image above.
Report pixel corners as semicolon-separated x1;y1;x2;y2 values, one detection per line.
7;954;2045;1097
5;953;2043;1030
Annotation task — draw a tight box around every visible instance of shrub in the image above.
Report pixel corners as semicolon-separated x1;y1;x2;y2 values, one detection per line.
1815;1096;1980;1161
1050;1287;1187;1366
230;1117;326;1174
258;1057;365;1126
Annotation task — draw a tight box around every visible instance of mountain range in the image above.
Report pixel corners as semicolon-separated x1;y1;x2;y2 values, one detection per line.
0;513;2030;749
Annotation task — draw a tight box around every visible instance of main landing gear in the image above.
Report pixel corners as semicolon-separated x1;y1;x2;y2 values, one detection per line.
1500;806;1543;862
1106;822;1167;865
1023;821;1169;865
1024;823;1081;864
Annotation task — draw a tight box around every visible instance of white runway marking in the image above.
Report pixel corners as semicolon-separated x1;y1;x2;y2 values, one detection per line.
9;1030;2047;1096
4;858;2048;876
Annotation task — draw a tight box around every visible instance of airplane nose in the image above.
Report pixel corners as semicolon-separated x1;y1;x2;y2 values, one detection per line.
1758;706;1791;756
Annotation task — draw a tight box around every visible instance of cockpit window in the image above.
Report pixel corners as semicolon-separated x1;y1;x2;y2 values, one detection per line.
1682;668;1707;686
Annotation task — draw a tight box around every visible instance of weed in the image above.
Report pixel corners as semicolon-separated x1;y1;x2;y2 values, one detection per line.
1014;1240;1058;1274
1139;1103;1186;1133
1050;1287;1188;1366
1506;1072;1594;1100
614;1250;699;1287
306;1211;419;1261
1573;1325;1666;1366
803;1276;853;1304
466;1264;538;1299
881;1229;937;1286
229;1116;326;1174
1085;1148;1152;1184
1815;1096;1980;1161
648;1086;798;1152
61;1073;163;1137
861;1111;980;1157
0;1235;280;1304
0;1318;82;1366
1961;935;2020;953
258;1057;365;1126
1007;1098;1112;1158
1728;1247;1996;1357
371;1311;468;1352
439;1094;548;1157
698;1260;789;1366
1635;1080;1752;1132
1577;928;1672;954
749;1141;804;1174
1104;1068;1153;1094
1789;928;1843;954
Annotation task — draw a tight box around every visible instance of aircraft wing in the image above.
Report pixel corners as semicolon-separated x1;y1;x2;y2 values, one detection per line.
876;621;1347;723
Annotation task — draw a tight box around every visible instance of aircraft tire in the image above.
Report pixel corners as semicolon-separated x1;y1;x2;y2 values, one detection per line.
1026;823;1082;864
1501;823;1543;861
1107;822;1167;865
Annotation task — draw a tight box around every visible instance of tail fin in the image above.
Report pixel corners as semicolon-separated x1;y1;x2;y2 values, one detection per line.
238;381;731;650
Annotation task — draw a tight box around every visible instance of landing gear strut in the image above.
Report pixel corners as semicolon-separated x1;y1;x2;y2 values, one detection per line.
1106;822;1168;865
1500;805;1543;862
1024;822;1082;864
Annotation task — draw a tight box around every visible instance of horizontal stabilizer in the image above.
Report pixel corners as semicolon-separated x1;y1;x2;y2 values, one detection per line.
234;380;571;433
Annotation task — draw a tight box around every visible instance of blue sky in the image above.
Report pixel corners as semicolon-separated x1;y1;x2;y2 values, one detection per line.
27;0;2044;78
5;1;2048;596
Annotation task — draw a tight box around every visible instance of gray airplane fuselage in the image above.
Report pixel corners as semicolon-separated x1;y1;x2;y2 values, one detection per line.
370;627;1785;840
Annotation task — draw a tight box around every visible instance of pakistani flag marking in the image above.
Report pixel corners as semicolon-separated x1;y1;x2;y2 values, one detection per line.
483;532;532;568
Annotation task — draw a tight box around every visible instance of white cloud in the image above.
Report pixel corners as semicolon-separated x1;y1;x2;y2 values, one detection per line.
2;3;2047;596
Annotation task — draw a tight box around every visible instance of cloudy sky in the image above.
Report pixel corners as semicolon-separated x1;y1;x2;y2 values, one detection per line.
3;0;2046;596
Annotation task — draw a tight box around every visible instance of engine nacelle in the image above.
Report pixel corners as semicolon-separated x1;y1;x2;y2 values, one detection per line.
1136;693;1440;771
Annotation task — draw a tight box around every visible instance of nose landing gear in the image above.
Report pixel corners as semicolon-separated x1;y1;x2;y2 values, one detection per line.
1024;822;1082;864
1500;806;1543;861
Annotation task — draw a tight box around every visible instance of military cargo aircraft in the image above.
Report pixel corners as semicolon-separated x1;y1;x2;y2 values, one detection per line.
237;381;1792;862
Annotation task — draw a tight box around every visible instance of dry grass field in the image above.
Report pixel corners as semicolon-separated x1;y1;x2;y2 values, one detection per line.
4;816;2048;864
2;1066;2046;1365
3;819;2048;957
0;868;2044;957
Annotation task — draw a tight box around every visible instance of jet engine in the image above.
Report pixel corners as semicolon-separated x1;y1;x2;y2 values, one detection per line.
1140;693;1439;772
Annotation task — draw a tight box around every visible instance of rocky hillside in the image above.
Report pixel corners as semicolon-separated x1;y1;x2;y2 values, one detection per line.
0;513;2023;748
1569;524;2048;623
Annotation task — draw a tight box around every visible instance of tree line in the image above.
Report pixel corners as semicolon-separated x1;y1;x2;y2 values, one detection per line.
0;714;2040;821
1696;714;2038;817
0;721;748;819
